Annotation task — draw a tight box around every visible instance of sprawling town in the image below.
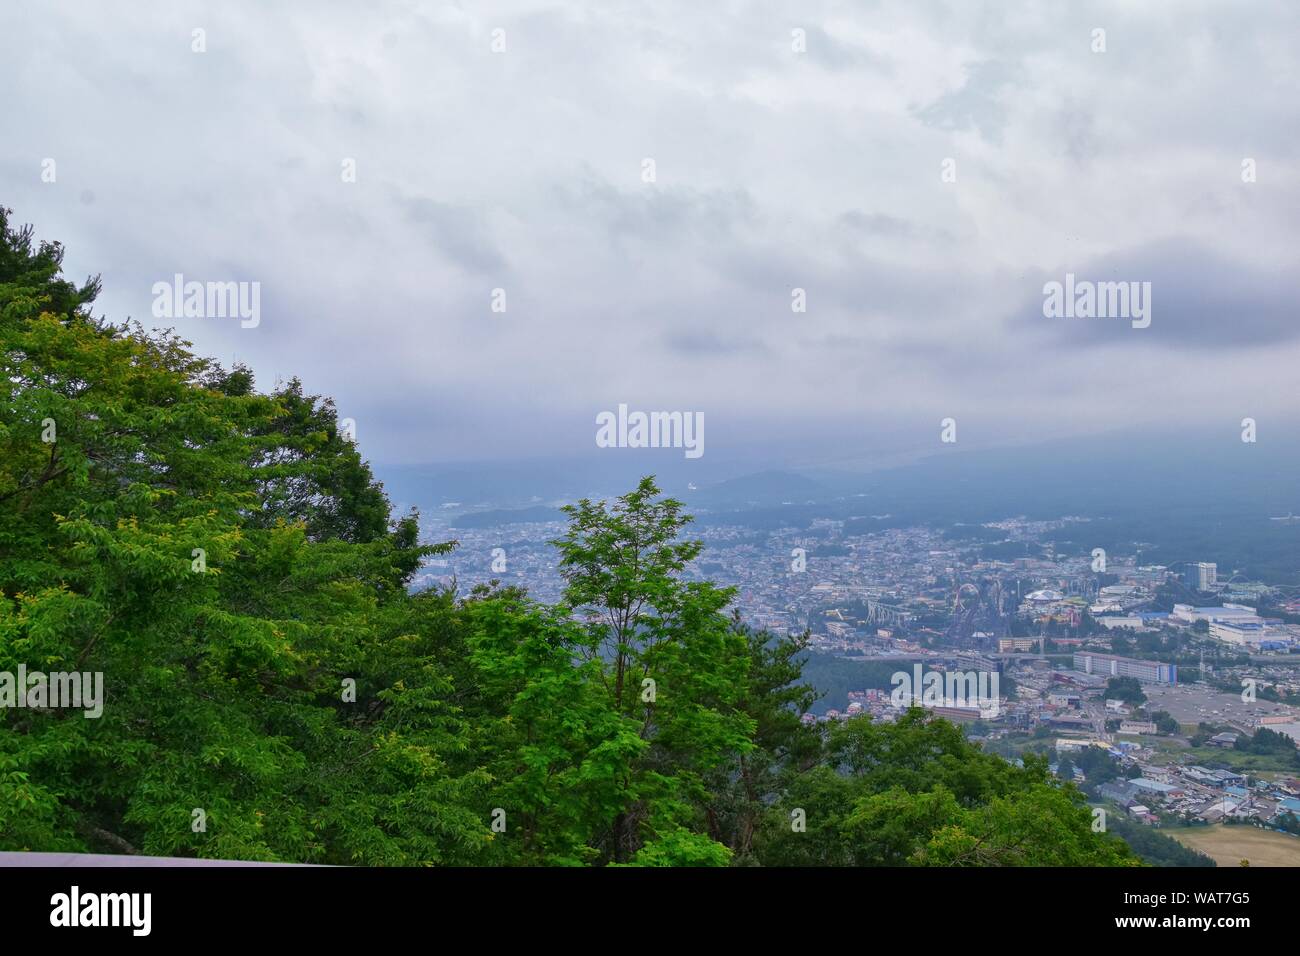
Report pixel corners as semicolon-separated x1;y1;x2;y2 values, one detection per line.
415;508;1300;848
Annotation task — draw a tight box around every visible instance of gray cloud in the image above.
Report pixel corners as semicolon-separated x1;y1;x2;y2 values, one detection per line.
915;59;1020;143
662;328;769;357
2;0;1297;467
1013;239;1300;350
400;195;508;274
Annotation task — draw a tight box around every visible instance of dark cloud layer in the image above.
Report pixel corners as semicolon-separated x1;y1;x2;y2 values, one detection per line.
1015;239;1300;350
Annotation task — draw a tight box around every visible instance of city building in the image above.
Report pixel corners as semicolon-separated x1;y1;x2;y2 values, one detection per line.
1171;603;1258;625
998;637;1039;652
1184;562;1217;591
1127;804;1157;823
954;652;1002;675
1095;615;1147;630
1074;652;1178;685
1118;720;1158;735
1131;778;1185;800
1210;619;1268;646
1184;767;1245;788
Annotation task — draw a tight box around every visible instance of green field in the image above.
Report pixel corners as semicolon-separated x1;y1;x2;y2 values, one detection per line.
1166;825;1300;867
1142;736;1300;775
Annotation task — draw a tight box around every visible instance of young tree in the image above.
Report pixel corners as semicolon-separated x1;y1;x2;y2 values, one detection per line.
550;477;753;863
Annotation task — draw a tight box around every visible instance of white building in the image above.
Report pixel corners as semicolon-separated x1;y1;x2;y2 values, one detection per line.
1096;615;1147;630
1171;603;1259;625
1210;619;1269;646
1119;720;1158;735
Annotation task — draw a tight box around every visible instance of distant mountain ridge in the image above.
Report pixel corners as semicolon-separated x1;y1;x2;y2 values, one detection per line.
451;505;567;529
687;470;827;509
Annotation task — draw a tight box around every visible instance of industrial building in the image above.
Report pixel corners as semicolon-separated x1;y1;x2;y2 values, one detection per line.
1171;602;1258;625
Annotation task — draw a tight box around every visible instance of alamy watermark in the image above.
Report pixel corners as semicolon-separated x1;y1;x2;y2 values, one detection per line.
1042;273;1151;329
0;666;103;718
50;886;150;936
595;403;704;459
151;273;260;328
890;664;1000;717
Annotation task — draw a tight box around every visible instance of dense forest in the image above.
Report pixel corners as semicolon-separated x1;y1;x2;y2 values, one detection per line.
0;209;1137;866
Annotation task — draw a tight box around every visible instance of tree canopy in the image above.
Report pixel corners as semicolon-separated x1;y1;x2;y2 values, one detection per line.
0;208;1137;866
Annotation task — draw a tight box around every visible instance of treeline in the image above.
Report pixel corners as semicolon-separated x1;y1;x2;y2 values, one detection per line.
0;209;1136;866
1100;816;1215;867
799;654;905;714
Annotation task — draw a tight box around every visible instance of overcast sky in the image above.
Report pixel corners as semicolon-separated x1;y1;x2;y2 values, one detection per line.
3;0;1297;469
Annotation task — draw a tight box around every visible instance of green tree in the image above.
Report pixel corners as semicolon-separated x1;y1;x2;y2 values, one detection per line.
548;478;753;864
1105;676;1147;706
0;207;473;862
1149;710;1179;735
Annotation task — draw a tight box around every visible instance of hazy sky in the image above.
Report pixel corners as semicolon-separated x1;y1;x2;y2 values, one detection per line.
3;0;1298;469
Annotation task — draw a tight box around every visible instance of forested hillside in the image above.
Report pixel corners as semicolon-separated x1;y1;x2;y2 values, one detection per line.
0;209;1136;866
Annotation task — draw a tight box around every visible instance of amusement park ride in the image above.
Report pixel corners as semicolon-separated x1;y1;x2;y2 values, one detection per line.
944;578;1011;648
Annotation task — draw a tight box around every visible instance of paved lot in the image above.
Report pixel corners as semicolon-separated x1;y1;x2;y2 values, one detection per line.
1142;683;1297;729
